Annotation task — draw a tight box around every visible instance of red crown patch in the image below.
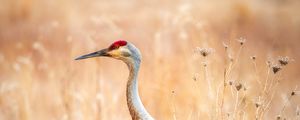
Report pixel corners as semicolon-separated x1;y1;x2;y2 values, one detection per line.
108;40;127;50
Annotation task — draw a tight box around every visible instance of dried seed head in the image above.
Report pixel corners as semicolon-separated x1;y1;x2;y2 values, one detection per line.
172;90;175;94
276;115;281;120
203;62;207;67
290;87;300;96
192;73;199;81
255;102;261;108
228;80;233;86
291;91;295;96
195;47;214;57
237;37;246;45
192;76;197;81
228;54;234;62
271;64;282;74
243;86;248;91
235;82;243;91
251;56;256;61
222;42;229;50
254;97;263;109
278;56;292;66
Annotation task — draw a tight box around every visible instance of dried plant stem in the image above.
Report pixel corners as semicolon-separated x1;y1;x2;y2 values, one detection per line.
226;61;235;98
205;68;215;119
238;91;247;107
204;58;212;97
226;45;243;76
262;68;271;95
255;96;262;119
255;105;261;119
96;62;103;120
216;82;223;119
187;109;194;120
296;105;300;120
62;85;71;120
233;91;240;119
171;91;177;120
237;92;248;120
219;68;227;120
202;57;215;119
261;87;277;119
257;62;273;119
279;95;293;118
261;73;281;118
193;75;203;119
222;45;244;120
267;73;281;95
230;85;235;98
225;60;233;81
278;86;298;117
259;77;280;120
234;45;243;65
61;74;71;120
252;60;262;88
264;75;276;97
242;111;246;120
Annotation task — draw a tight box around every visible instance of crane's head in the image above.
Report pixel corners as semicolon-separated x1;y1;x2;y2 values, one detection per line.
75;40;141;63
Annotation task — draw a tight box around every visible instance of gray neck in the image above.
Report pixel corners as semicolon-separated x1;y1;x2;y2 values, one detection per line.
125;59;153;120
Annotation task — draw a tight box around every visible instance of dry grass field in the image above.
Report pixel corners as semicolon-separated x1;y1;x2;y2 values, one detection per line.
1;0;300;120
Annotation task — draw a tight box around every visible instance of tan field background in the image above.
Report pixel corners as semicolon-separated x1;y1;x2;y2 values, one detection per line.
0;0;300;120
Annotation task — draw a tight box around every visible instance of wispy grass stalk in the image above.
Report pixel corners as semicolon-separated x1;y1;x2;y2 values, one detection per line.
171;90;177;120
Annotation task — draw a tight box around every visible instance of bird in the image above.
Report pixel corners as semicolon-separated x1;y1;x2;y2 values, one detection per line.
75;40;154;120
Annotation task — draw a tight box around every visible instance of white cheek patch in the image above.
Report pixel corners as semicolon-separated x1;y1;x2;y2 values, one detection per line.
120;47;131;57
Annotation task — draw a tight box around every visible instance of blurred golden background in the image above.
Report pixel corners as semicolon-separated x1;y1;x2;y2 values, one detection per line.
0;0;300;120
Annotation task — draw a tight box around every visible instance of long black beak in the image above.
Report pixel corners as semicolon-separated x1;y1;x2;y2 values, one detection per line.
75;48;110;60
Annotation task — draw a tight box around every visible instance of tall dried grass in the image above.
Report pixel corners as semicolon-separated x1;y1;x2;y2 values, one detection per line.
0;0;300;120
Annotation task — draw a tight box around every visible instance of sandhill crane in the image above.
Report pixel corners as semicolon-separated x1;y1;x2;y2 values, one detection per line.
75;40;154;120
